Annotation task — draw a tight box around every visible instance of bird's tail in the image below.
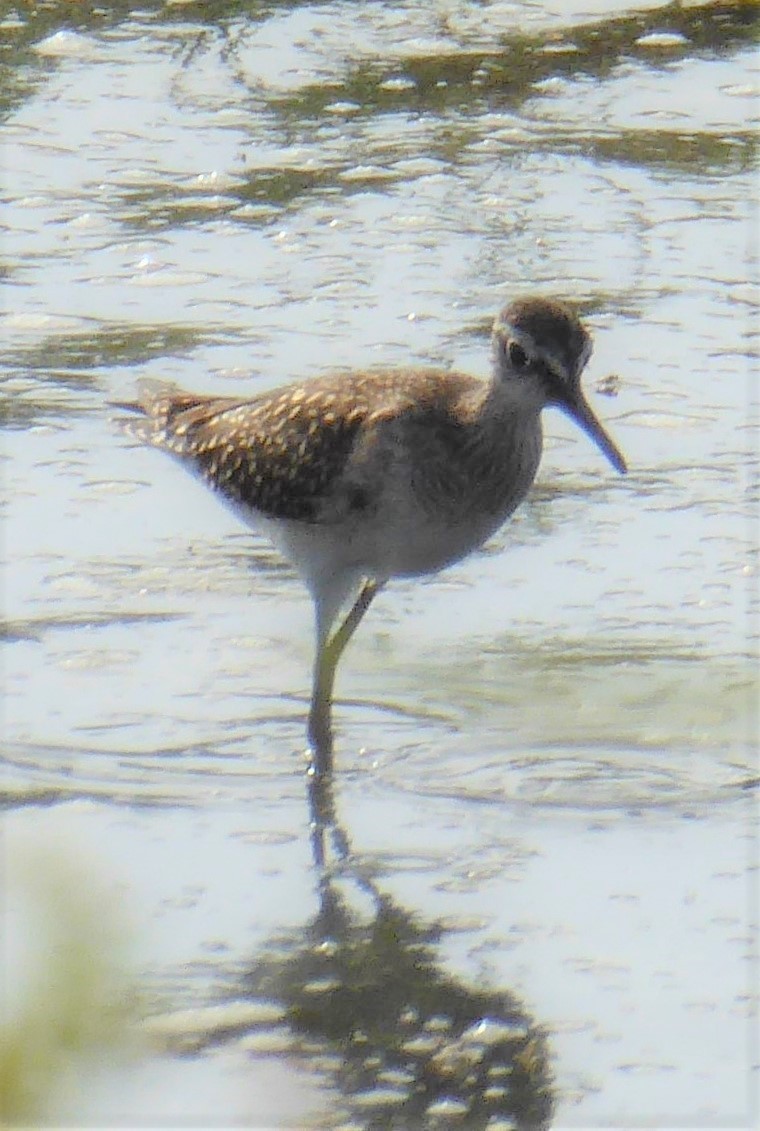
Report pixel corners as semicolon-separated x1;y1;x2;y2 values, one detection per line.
110;378;211;447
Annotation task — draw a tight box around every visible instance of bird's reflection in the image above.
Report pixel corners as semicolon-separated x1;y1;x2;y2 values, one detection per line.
241;771;555;1129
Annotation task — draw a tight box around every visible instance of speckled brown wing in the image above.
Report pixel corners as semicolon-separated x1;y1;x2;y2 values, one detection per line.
186;391;375;521
122;379;373;523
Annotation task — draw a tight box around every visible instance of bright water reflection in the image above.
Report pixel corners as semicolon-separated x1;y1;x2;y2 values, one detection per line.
1;0;757;1125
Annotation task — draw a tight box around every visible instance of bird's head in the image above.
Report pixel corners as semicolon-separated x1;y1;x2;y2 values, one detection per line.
493;296;627;474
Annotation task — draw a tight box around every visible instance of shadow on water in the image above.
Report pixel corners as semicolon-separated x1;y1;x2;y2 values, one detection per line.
152;772;555;1129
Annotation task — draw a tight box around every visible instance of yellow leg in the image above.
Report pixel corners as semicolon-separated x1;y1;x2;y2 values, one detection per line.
308;580;381;774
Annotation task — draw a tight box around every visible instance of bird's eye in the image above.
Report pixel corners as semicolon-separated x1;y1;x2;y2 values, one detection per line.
508;341;529;369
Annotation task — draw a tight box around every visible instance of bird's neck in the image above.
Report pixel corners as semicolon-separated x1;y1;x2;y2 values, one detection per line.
450;377;544;516
462;373;543;435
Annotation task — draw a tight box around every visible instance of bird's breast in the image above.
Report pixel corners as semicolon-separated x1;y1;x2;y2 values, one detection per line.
363;412;544;577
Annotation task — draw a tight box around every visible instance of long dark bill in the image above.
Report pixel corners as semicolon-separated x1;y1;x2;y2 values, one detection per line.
564;390;627;474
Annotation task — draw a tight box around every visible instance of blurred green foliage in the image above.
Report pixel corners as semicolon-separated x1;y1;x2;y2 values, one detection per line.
0;845;135;1125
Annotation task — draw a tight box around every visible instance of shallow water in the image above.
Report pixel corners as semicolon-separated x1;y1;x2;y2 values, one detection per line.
2;1;757;1127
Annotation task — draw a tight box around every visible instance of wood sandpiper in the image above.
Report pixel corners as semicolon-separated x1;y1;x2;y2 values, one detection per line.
117;296;627;775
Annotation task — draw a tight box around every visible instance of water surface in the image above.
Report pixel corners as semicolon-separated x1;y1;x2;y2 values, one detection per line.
2;1;757;1126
